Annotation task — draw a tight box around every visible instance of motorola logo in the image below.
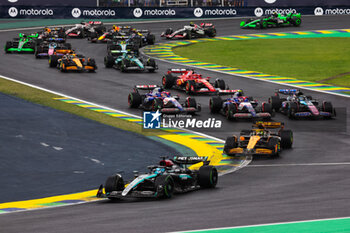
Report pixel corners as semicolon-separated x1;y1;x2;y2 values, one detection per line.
314;7;324;15
8;7;18;17
133;8;143;18
194;8;203;17
254;7;263;17
72;8;81;18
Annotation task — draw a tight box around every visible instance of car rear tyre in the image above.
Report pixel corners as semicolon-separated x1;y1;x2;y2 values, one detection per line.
280;129;293;149
128;92;142;108
49;55;58;67
162;74;176;89
198;166;218;188
185;80;196;94
223;136;238;155
269;96;281;112
226;103;237;120
104;55;114;68
209;96;222;113
214;79;226;90
186;97;197;108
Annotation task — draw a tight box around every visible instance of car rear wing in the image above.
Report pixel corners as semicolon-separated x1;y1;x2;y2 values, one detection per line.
218;89;244;95
253;121;284;129
88;21;102;25
134;84;160;90
173;156;209;165
168;68;193;73
136;29;150;33
275;89;300;95
200;23;213;27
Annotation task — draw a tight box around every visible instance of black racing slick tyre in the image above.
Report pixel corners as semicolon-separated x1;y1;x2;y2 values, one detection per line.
49;55;58;68
322;101;333;113
186;97;197;108
104;55;114;68
267;138;280;157
186;30;192;40
198;166;218;189
5;41;12;53
269;96;281;112
214;79;226;90
128;92;142;108
152;98;163;111
147;58;156;72
262;102;272;114
223;136;238;155
185;80;196;94
146;34;156;45
260;19;267;29
209;96;222;113
280;129;293;149
162;74;176;89
206;28;216;37
288;102;298;119
291;16;302;26
226;103;237;120
155;175;174;199
105;174;124;200
165;28;173;35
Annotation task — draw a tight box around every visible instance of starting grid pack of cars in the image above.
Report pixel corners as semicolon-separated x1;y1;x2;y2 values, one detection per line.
3;15;338;200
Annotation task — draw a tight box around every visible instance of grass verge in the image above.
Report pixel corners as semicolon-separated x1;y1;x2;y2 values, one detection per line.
0;78;168;136
173;37;350;87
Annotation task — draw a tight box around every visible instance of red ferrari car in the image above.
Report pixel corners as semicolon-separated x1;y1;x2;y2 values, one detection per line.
162;69;240;95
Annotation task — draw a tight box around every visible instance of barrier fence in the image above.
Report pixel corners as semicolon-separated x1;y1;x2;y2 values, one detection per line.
1;5;350;18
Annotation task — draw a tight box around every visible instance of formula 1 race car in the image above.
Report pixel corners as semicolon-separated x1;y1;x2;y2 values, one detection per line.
209;91;272;120
162;69;238;95
128;85;201;114
104;42;157;72
88;25;120;43
268;89;336;119
37;27;66;43
223;121;293;157
240;13;302;29
49;52;97;72
65;21;105;38
96;156;218;200
4;33;38;53
34;41;72;58
161;22;216;39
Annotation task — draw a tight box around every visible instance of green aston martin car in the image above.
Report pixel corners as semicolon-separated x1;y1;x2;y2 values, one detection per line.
240;13;302;29
4;33;38;53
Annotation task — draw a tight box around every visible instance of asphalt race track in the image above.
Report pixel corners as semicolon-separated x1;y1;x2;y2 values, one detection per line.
0;15;350;233
0;92;178;203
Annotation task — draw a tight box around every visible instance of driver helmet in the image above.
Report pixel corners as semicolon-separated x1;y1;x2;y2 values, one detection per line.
159;159;174;167
233;92;242;98
152;87;163;95
154;167;165;175
44;27;51;33
256;129;264;136
113;25;120;32
190;22;195;27
273;13;278;17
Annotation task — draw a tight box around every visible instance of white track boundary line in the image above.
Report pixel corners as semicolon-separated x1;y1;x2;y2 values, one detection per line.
171;216;350;233
0;74;225;142
141;29;350;99
248;162;350;167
